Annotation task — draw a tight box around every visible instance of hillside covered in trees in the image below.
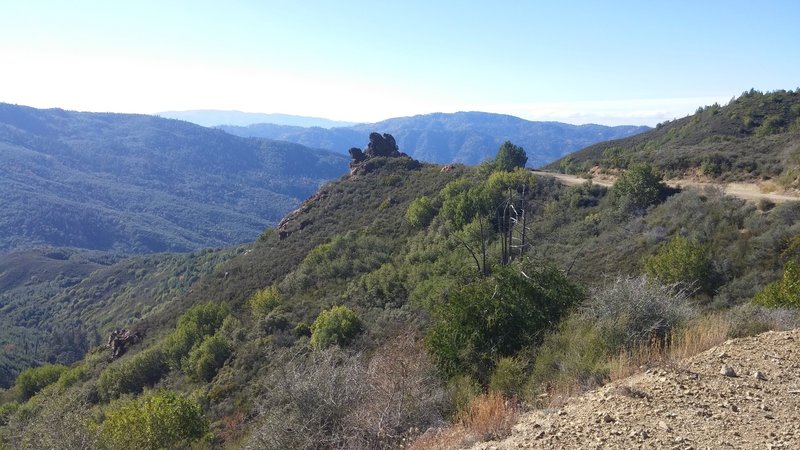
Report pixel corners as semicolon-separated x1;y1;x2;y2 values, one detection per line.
0;103;349;254
2;126;800;449
550;89;800;188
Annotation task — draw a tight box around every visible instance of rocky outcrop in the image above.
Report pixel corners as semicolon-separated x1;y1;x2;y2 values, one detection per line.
276;189;329;240
348;132;411;175
107;328;144;358
276;133;418;240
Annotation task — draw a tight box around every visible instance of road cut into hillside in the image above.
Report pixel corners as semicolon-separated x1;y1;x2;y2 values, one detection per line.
473;328;800;449
530;171;800;204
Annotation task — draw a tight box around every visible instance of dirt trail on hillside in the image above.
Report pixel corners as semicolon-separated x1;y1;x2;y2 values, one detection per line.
530;171;800;203
472;328;800;449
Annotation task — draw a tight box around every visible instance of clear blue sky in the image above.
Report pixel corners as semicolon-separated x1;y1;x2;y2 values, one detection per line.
1;0;798;125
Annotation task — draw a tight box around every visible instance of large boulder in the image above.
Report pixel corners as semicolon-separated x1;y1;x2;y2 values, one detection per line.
348;132;411;175
365;132;400;158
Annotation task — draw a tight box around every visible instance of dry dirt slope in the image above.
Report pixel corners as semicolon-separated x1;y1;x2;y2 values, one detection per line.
474;328;800;449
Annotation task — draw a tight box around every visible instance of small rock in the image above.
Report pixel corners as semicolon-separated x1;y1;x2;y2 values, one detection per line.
640;430;650;440
754;371;768;381
602;413;615;423
659;420;672;431
720;365;737;377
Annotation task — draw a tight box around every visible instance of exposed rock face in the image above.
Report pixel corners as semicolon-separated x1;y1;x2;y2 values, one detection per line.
348;132;410;175
365;132;400;158
276;190;329;240
349;147;366;163
107;328;144;358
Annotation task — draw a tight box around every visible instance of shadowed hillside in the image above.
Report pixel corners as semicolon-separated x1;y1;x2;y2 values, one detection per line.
0;103;349;254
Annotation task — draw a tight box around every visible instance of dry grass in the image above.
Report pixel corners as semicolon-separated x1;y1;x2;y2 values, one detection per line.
760;180;779;193
406;391;518;450
406;425;470;450
459;391;518;441
608;336;668;382
608;314;733;380
669;314;732;361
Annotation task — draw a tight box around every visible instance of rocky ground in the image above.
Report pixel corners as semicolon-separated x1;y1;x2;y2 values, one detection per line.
474;328;800;449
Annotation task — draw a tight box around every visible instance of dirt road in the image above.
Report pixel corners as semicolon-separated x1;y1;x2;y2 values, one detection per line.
530;171;800;203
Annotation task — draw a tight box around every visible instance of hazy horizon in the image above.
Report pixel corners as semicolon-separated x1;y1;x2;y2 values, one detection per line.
1;1;798;127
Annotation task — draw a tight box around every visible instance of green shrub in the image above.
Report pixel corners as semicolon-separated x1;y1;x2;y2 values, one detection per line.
612;163;667;212
56;365;87;390
405;196;436;228
425;264;582;381
489;357;525;398
755;114;784;136
754;261;800;308
602;146;627;169
310;305;363;349
99;390;209;450
163;301;230;369
14;364;68;400
644;236;713;293
0;401;19;426
186;333;232;382
97;347;169;401
248;285;283;319
527;318;609;396
447;374;481;417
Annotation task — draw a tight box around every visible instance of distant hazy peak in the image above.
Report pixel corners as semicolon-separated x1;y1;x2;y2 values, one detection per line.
157;110;358;129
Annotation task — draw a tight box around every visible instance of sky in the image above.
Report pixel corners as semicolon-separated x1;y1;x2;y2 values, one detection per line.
0;1;798;126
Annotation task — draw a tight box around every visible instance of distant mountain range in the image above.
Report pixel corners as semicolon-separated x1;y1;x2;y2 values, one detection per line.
0;103;349;254
158;110;357;128
216;111;651;167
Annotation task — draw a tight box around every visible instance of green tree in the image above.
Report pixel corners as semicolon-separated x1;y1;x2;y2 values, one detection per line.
612;163;667;212
310;305;363;349
494;141;528;171
644;236;713;292
99;390;208;450
425;264;581;381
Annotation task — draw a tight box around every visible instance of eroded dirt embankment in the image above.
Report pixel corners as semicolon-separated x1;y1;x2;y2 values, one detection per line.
474;328;800;449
